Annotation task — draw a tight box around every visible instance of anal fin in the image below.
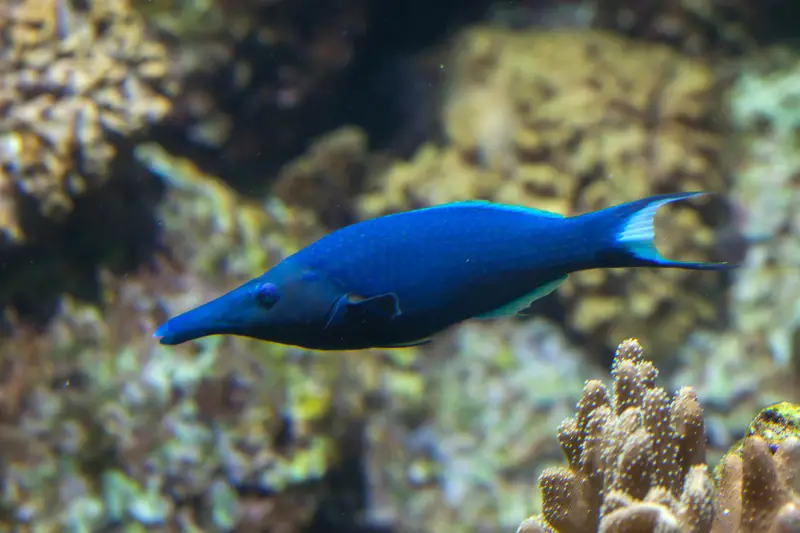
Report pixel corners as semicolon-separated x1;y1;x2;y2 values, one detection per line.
476;276;567;319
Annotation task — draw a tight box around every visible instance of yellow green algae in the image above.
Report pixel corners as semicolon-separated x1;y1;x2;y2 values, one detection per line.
743;402;800;453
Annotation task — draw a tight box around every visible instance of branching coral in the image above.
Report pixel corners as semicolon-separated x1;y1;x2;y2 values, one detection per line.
0;0;177;243
711;402;800;533
667;332;796;464
360;27;733;359
517;338;712;532
516;339;800;533
714;435;800;533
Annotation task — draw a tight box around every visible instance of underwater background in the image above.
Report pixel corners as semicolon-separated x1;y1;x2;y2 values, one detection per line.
1;0;800;531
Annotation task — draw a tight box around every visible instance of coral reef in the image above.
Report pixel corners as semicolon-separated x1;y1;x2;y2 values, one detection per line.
713;404;800;533
135;0;254;41
714;436;800;533
0;0;177;243
727;45;800;376
591;0;800;56
363;319;601;533
515;339;800;533
666;44;800;460
137;0;369;193
743;402;800;451
359;26;732;359
1;0;796;530
0;145;301;530
0;145;425;531
0;273;335;532
668;332;794;464
272;126;374;230
133;142;323;279
0;0;368;326
517;338;713;532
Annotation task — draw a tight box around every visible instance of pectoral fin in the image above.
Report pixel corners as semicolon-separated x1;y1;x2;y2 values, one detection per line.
476;275;567;319
325;292;402;329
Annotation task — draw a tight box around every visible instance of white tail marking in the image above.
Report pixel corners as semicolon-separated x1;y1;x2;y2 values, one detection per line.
617;197;677;245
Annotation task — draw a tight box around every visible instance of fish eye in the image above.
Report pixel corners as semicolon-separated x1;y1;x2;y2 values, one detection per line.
254;282;280;309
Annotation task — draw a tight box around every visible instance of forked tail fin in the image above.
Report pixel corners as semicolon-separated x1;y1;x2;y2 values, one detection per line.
586;191;737;270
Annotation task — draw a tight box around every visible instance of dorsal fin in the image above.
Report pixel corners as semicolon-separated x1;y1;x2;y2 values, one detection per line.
418;201;565;218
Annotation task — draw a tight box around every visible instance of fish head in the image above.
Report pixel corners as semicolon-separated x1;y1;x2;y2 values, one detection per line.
154;264;346;345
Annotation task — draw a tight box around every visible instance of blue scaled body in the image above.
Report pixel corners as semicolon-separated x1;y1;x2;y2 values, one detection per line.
154;192;735;350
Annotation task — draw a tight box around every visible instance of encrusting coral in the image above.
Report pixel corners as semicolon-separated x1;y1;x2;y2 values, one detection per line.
359;27;733;360
515;339;800;533
0;0;177;243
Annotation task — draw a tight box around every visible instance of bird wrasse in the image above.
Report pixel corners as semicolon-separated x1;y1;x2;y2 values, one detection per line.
154;192;735;350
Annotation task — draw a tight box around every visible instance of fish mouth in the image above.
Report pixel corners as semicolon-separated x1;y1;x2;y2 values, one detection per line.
153;287;255;345
153;318;239;345
152;322;196;345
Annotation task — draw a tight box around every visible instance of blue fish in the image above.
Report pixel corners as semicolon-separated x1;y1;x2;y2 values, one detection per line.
154;192;735;350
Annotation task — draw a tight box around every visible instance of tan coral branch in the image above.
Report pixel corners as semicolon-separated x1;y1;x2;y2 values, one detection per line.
515;339;800;533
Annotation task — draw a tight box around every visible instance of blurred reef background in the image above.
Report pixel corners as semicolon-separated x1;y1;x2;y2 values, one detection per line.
0;0;800;531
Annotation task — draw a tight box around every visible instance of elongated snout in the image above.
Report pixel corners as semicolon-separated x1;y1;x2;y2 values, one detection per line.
154;282;260;345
